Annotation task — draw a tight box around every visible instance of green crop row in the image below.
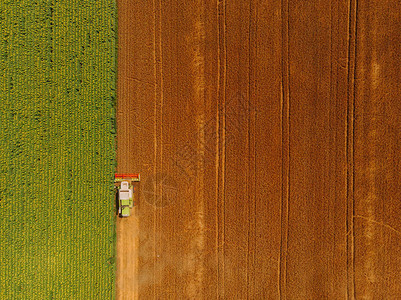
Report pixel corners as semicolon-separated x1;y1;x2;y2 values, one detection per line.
0;1;117;299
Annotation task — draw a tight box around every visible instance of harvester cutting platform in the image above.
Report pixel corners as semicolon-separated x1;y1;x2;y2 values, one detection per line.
114;173;140;217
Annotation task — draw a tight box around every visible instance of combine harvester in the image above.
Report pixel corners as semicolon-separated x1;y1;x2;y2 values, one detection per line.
114;173;140;217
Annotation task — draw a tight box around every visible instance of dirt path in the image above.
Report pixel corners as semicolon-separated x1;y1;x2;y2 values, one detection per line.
116;0;401;298
115;0;151;298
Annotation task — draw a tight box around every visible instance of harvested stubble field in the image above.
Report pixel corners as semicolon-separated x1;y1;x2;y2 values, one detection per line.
0;1;117;299
117;0;401;299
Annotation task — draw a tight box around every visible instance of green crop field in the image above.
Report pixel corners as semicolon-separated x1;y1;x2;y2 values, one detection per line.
0;1;117;299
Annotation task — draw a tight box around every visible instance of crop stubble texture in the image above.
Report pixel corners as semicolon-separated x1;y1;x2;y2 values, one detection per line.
117;0;401;298
0;1;117;299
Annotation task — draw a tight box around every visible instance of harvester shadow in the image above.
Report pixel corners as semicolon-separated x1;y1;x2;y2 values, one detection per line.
115;190;120;217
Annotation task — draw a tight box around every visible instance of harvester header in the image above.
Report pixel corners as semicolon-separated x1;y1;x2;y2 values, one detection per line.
114;173;140;182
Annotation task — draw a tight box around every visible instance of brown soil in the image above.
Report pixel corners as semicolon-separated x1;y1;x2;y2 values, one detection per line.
116;0;401;298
